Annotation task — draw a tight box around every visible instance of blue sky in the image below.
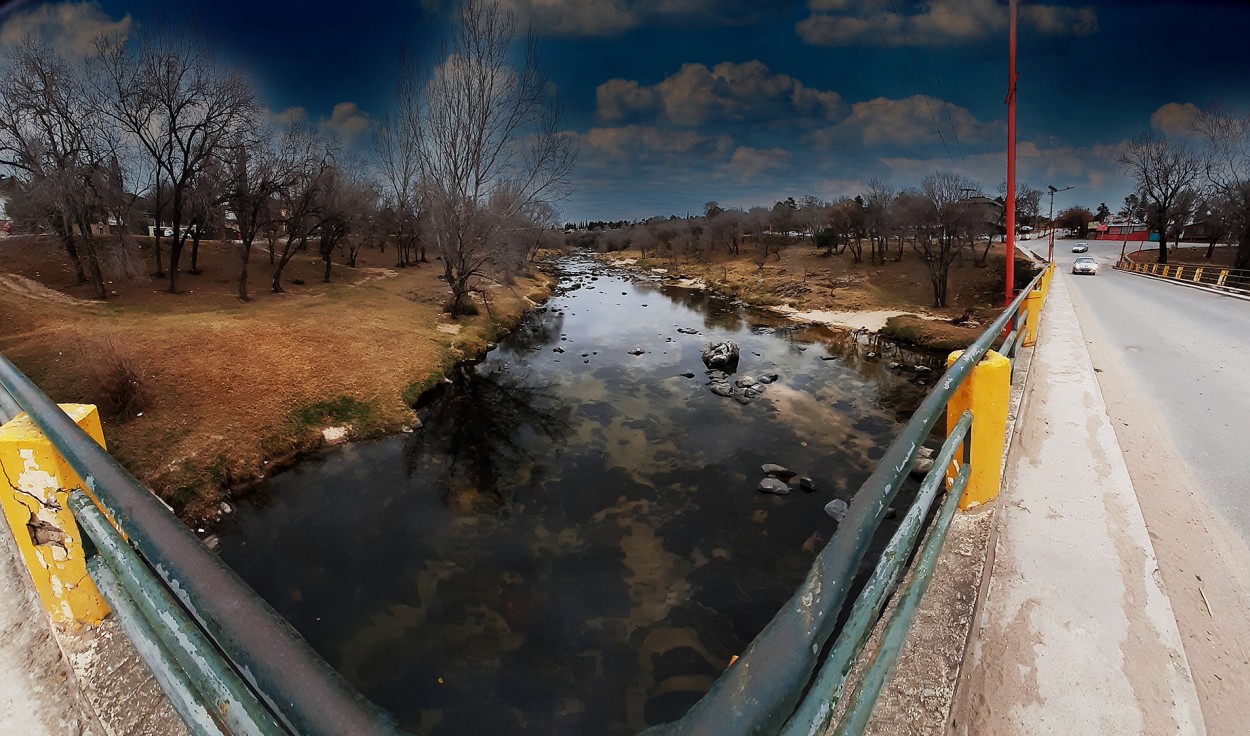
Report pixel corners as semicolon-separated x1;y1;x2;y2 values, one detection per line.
3;0;1249;222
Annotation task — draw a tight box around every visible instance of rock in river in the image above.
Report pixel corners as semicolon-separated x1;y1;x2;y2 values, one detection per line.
824;498;849;522
758;477;791;495
701;341;740;371
761;463;797;479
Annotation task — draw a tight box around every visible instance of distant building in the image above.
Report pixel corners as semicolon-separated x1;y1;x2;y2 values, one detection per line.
1092;222;1150;241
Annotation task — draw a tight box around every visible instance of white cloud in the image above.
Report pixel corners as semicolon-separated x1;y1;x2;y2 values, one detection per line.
797;0;1097;47
596;60;844;125
490;0;781;37
805;95;1000;149
0;1;131;55
876;138;1131;199
580;124;732;161
724;146;791;181
321;102;371;143
1149;102;1201;139
273;106;308;125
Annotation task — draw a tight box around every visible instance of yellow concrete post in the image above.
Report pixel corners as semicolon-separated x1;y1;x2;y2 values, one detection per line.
1022;289;1043;347
1194;267;1203;283
945;350;1010;510
0;405;109;625
1218;270;1229;286
1162;265;1171;278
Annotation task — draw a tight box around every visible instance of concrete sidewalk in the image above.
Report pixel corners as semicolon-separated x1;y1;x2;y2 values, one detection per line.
952;273;1205;734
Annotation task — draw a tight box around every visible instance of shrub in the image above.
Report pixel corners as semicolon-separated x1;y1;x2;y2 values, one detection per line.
76;334;149;420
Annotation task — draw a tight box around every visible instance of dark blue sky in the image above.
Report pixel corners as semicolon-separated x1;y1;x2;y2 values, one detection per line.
4;0;1248;221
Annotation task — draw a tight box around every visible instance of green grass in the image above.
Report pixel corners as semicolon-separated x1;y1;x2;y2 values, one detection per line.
292;396;381;432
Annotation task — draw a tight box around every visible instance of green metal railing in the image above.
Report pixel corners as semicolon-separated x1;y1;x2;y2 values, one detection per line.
0;356;406;736
644;265;1046;736
1;261;1046;736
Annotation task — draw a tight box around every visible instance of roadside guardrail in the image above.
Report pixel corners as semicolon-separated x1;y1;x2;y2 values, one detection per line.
1116;256;1250;297
0;261;1053;736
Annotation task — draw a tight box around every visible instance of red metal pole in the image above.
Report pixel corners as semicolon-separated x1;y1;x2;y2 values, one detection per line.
1005;0;1018;306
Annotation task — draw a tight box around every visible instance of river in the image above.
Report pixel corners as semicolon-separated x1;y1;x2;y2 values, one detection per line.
216;255;940;735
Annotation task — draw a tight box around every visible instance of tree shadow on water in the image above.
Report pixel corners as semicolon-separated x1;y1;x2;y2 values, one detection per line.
403;364;572;514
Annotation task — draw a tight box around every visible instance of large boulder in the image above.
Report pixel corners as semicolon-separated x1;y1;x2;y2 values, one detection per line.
701;341;740;371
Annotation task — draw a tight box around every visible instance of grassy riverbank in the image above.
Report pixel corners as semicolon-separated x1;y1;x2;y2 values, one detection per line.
0;235;551;523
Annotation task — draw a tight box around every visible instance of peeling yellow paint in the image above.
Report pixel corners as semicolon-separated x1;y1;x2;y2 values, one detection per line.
0;404;110;625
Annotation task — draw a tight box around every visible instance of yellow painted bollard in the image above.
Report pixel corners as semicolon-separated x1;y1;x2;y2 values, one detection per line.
0;404;109;625
1022;289;1043;347
1194;267;1203;283
945;350;1010;509
1218;270;1229;286
1175;266;1184;280
1161;265;1171;278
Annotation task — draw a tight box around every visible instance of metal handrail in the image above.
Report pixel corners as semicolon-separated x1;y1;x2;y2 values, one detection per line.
644;266;1046;736
0;357;404;736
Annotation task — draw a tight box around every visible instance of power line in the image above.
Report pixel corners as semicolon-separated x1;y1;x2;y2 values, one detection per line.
872;3;956;168
915;9;969;170
883;0;958;169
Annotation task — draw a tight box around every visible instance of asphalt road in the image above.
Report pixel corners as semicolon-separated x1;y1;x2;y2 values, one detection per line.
1050;235;1250;541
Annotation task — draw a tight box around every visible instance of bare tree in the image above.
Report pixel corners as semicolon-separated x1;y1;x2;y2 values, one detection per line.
918;172;980;307
373;45;425;268
415;0;576;315
95;23;255;293
269;122;333;293
221;123;288;301
0;37;108;297
1195;103;1250;269
863;180;895;265
1118;130;1201;264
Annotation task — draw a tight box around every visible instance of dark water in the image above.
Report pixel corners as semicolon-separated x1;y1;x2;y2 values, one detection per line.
216;255;939;735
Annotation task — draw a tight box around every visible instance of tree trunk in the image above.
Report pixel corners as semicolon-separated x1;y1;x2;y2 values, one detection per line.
238;238;253;301
1235;222;1250;271
190;230;203;274
59;226;87;283
1206;238;1217;259
1157;232;1168;264
323;253;332;283
74;217;108;300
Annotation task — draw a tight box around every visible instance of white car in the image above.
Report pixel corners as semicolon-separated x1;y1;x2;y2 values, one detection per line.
1072;256;1098;275
1072;242;1088;253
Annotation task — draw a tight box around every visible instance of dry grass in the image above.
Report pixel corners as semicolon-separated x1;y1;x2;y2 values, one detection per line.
615;238;1015;318
0;235;549;523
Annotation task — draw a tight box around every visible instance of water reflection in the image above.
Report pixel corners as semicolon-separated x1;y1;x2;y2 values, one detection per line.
404;365;572;514
216;255;943;735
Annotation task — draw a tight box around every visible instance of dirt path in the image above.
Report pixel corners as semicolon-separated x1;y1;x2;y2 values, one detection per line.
0;273;96;307
1073;297;1250;735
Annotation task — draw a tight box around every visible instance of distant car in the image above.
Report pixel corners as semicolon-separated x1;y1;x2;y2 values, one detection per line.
1072;242;1088;253
1072;256;1098;275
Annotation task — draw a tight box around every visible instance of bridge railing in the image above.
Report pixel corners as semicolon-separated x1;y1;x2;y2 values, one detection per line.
0;357;406;736
643;262;1051;736
1116;256;1250;296
1;260;1052;736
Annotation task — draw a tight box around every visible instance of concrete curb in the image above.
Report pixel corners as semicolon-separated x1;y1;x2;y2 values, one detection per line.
950;272;1204;735
856;313;1044;736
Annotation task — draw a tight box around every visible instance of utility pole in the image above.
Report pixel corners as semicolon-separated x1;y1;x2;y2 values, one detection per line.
1047;184;1073;261
1004;0;1018;305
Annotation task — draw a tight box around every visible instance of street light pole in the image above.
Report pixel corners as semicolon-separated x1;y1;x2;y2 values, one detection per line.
1046;184;1073;261
1004;0;1018;306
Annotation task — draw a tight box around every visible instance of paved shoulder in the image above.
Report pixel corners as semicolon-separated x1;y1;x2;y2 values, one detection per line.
952;273;1204;734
